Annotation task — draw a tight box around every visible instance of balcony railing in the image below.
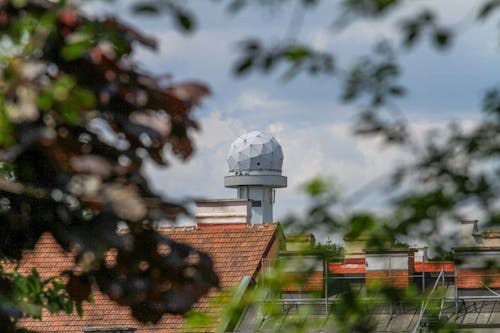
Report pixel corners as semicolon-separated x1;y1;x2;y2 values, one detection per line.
259;252;500;330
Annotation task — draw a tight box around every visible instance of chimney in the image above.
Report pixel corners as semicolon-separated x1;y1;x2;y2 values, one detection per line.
460;220;480;246
195;199;251;225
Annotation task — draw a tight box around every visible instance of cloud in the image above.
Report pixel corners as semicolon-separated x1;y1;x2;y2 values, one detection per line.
144;111;242;201
82;0;488;240
193;111;244;149
147;102;476;222
267;121;401;217
234;90;290;112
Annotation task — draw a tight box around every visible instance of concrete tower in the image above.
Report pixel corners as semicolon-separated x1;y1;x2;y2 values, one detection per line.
224;131;287;224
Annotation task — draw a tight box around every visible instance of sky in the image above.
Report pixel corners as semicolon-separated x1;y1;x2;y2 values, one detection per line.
84;1;499;239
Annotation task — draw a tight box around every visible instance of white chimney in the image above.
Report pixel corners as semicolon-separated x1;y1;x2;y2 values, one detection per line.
195;199;252;225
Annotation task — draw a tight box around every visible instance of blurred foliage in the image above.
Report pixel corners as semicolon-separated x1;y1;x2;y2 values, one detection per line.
131;0;196;32
0;0;217;329
233;39;334;81
315;239;344;261
3;0;500;332
0;264;77;332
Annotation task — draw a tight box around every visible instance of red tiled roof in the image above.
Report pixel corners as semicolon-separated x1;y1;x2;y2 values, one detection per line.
12;223;279;332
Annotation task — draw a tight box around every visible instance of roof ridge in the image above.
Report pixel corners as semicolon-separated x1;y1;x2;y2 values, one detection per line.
158;225;197;230
249;223;278;229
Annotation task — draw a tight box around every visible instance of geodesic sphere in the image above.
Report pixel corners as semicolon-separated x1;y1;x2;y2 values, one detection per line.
227;131;283;174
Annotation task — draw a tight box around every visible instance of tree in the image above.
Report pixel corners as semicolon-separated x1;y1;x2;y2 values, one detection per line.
3;0;500;332
0;0;217;330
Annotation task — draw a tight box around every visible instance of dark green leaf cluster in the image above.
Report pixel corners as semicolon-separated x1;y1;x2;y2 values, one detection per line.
342;0;400;17
234;39;334;80
342;42;404;108
225;0;320;13
0;265;76;332
400;9;452;49
131;0;195;32
315;240;344;261
0;0;217;328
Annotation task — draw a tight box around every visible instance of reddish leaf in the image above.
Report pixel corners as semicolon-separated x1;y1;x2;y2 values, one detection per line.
166;81;211;106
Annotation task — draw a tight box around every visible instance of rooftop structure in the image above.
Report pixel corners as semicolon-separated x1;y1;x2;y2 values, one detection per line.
224;131;287;224
11;129;500;333
242;222;500;333
10;203;500;332
13;221;282;333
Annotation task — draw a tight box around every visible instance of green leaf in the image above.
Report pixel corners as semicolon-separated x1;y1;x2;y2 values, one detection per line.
302;177;329;197
0;96;14;148
52;76;76;102
175;11;194;32
285;45;310;61
60;104;81;125
74;89;96;109
11;0;28;8
389;86;405;96
61;39;94;61
132;3;160;15
76;302;84;317
37;92;53;111
433;29;451;48
478;0;500;19
234;57;254;75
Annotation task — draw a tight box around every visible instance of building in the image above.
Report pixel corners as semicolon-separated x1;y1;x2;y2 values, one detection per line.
224;130;287;225
15;200;283;332
13;131;500;332
245;220;500;333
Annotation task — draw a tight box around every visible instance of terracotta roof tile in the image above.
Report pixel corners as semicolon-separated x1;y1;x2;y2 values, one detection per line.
10;223;279;333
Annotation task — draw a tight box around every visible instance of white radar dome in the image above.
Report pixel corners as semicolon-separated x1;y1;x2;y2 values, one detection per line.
227;131;284;175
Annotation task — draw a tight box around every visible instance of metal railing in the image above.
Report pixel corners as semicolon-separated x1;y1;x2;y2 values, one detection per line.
260;253;500;319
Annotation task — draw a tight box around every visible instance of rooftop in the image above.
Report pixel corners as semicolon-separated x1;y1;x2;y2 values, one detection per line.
13;223;280;333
